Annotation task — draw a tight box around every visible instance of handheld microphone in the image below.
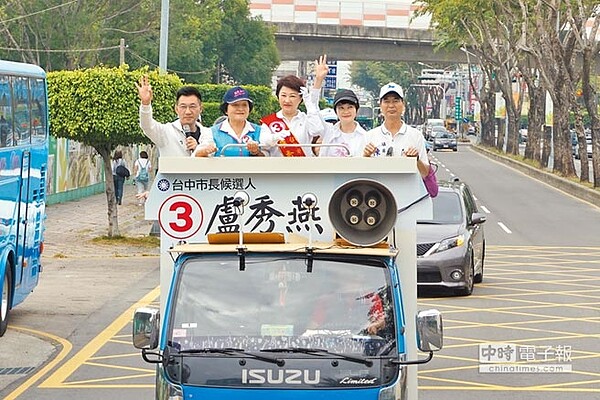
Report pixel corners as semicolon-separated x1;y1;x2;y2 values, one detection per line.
182;124;194;138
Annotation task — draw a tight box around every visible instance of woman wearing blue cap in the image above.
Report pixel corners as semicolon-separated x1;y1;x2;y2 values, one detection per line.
194;86;264;157
316;89;367;157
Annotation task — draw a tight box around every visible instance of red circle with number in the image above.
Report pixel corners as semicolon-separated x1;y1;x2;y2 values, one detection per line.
158;194;204;240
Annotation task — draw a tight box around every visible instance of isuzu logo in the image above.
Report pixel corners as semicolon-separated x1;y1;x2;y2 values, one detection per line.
241;369;321;384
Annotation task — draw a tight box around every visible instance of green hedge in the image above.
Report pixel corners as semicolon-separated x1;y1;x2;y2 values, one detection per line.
48;67;281;146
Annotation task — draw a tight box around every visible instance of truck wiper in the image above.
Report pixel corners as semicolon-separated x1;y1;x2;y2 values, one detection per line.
261;347;373;367
177;347;285;366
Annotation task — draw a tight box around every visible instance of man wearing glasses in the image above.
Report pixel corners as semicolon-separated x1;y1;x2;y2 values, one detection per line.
363;82;430;179
137;75;211;156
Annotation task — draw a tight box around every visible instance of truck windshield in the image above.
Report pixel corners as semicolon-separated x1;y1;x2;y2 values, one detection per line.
168;255;396;356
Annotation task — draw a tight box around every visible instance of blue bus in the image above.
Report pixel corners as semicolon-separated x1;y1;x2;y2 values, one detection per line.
0;60;49;336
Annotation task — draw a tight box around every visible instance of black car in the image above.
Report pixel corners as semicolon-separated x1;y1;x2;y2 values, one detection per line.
431;130;458;152
417;180;486;296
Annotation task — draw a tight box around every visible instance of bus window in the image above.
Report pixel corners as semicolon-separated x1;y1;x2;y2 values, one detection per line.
12;76;31;146
0;76;12;148
31;78;47;144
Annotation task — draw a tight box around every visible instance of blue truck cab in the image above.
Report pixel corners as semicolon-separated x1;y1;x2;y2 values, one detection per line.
133;157;443;400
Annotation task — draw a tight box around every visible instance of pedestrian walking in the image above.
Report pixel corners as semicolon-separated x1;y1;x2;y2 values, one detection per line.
112;150;128;205
259;55;329;157
136;76;211;157
133;151;152;205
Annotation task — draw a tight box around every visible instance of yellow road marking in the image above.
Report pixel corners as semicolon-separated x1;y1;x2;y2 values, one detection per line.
39;285;159;388
4;327;72;400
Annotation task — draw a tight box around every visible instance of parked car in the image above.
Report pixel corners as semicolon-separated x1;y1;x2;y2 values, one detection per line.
571;130;578;157
425;119;445;140
519;128;528;143
573;135;592;159
319;108;337;124
432;130;458;151
417;180;486;296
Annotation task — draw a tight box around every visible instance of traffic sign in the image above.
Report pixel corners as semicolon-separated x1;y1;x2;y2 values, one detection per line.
455;96;462;120
324;76;337;90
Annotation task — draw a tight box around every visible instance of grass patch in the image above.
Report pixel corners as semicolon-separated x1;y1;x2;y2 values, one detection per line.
92;235;160;247
53;252;68;258
477;144;599;192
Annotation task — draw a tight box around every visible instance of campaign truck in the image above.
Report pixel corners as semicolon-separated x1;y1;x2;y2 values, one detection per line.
133;155;443;400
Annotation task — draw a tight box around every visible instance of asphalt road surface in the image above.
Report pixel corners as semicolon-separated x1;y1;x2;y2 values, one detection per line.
419;145;600;399
1;144;599;400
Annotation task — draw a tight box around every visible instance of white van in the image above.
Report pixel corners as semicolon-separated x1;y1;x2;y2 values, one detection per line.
425;119;445;139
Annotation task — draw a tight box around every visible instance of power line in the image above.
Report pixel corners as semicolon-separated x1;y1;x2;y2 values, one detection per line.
0;45;120;53
125;48;213;76
0;1;77;24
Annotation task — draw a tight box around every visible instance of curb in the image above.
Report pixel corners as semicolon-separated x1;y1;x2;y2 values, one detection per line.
472;145;600;208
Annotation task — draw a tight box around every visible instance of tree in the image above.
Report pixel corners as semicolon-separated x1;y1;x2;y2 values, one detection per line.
419;0;599;183
0;0;280;86
216;0;280;85
0;0;156;70
127;0;279;85
350;61;426;122
350;62;415;97
47;66;182;236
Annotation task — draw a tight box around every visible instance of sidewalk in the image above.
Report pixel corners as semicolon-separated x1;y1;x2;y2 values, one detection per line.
44;181;158;258
0;181;158;395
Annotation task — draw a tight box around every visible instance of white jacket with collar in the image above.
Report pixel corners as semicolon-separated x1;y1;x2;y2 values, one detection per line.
139;104;210;157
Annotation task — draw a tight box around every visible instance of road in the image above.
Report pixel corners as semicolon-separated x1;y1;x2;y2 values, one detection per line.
1;144;599;399
420;145;600;399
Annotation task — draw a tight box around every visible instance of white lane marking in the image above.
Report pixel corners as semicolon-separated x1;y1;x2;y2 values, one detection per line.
498;222;512;234
480;205;490;214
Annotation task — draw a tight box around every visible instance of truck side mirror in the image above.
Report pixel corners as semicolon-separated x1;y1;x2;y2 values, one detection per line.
133;307;160;350
416;309;443;352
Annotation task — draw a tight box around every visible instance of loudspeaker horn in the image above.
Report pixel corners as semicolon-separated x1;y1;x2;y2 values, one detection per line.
328;179;397;246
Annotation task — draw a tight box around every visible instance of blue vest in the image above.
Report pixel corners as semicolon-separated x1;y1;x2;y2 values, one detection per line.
212;122;261;157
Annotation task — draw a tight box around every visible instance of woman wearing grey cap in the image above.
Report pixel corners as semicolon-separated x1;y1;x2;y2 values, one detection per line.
316;89;367;157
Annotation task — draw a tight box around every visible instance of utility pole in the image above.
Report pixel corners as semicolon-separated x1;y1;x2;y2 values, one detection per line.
119;38;125;66
159;0;170;74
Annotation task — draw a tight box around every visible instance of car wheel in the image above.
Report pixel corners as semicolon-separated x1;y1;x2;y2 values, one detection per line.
1;263;12;337
455;255;474;296
474;242;485;283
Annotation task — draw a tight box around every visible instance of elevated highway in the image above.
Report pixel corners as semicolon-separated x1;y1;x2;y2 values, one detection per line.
271;22;466;63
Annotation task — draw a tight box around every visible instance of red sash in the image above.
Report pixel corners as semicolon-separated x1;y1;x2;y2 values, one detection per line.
260;113;306;157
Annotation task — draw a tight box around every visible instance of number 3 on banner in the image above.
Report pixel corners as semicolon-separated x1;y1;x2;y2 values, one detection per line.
158;194;204;240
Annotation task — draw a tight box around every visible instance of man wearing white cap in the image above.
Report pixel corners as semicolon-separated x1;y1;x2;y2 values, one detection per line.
363;82;430;178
